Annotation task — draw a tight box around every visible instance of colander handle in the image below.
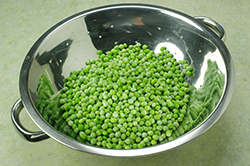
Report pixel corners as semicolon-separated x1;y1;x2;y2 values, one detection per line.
194;16;225;41
11;98;49;142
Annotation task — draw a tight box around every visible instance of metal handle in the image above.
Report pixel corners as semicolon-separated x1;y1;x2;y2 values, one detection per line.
11;98;49;142
194;16;226;41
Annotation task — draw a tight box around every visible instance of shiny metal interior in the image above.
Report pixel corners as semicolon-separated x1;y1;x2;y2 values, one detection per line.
18;4;234;157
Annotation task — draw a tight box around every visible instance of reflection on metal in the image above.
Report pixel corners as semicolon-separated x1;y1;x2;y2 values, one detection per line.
35;39;73;90
193;49;226;89
176;59;225;136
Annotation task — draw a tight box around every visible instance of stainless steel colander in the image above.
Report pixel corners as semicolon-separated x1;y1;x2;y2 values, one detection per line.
11;4;234;157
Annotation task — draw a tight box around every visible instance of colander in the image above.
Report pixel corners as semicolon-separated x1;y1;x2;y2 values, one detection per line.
11;4;234;157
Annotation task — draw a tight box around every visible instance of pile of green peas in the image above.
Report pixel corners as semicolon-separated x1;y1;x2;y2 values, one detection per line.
59;43;194;149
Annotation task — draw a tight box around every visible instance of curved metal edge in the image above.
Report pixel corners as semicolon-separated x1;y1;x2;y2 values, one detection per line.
11;98;50;142
194;16;226;42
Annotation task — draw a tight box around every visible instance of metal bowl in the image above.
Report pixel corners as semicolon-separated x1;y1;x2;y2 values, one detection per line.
11;4;234;157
